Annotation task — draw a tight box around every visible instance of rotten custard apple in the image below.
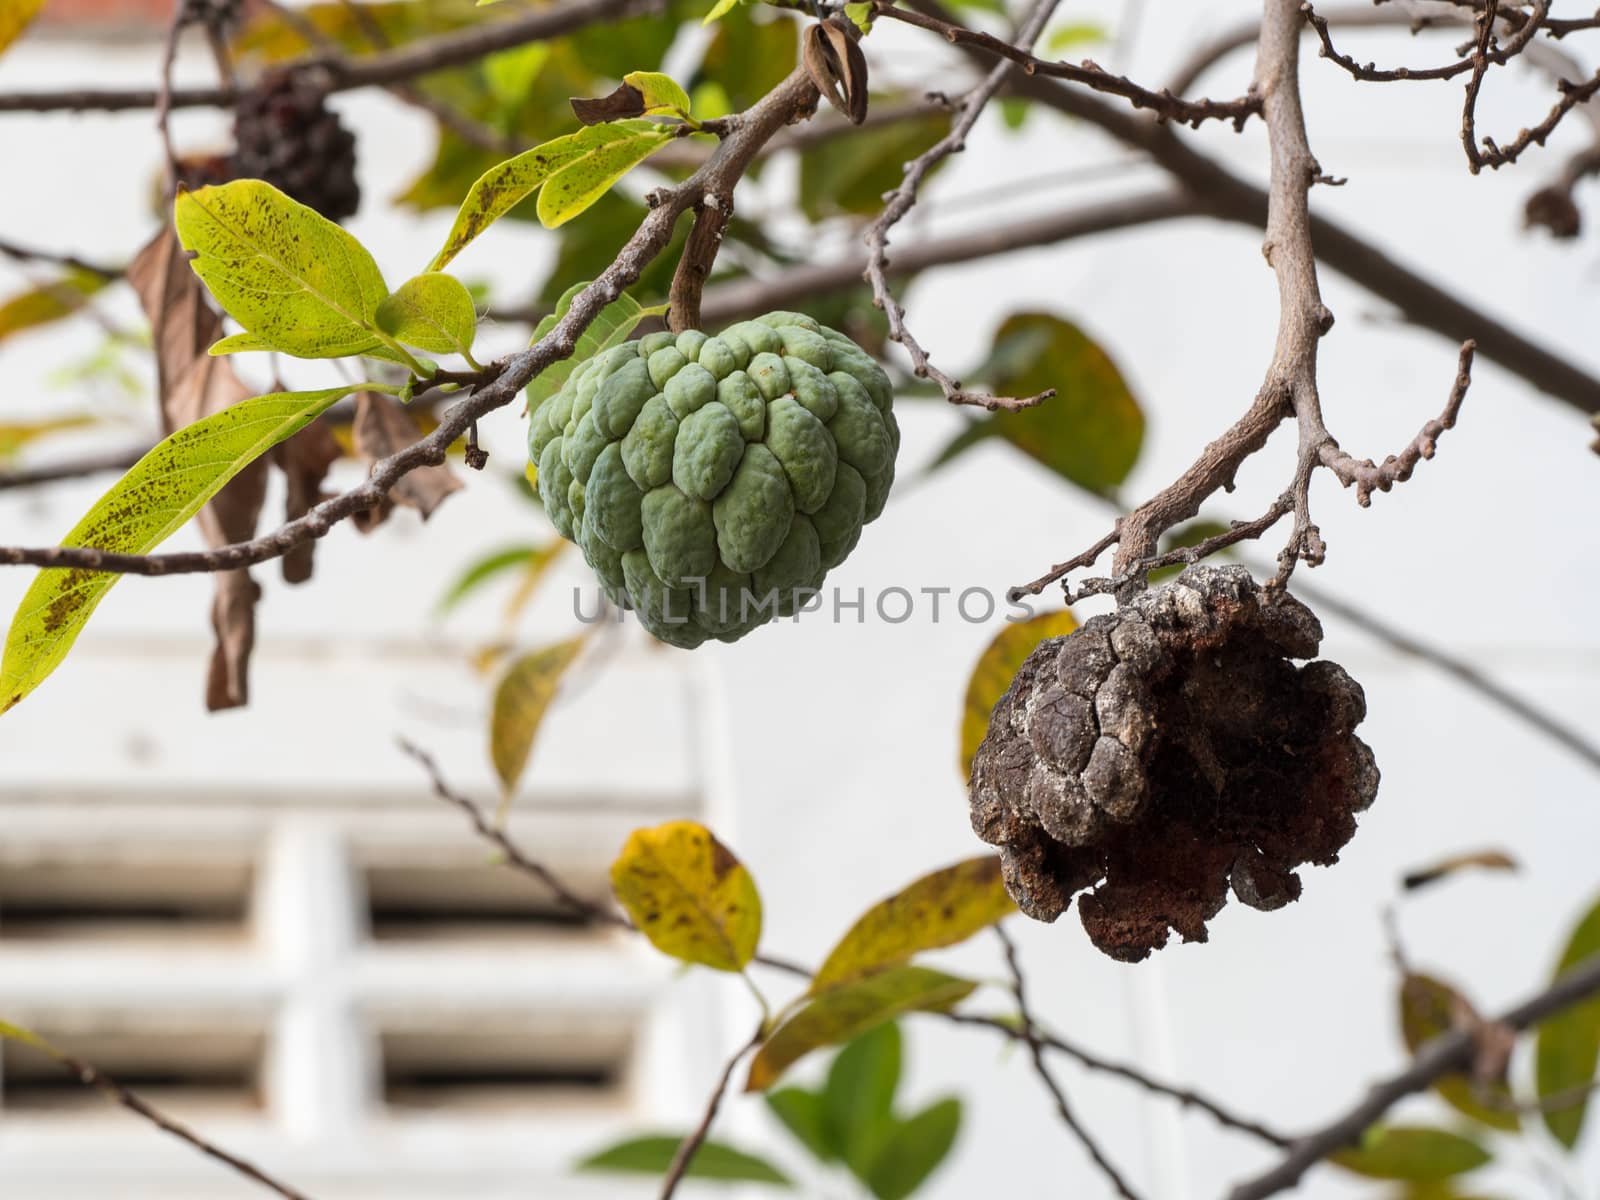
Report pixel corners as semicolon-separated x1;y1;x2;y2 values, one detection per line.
528;312;899;647
968;565;1379;962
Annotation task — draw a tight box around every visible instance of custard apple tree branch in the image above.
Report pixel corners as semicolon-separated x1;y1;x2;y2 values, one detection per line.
863;0;1067;413
0;67;824;579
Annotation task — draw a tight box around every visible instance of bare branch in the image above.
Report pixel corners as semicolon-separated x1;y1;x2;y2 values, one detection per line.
937;0;1600;416
0;0;660;114
873;0;1262;130
1228;949;1600;1199
864;0;1063;412
660;1024;767;1200
397;737;629;928
1315;340;1473;506
0;69;822;578
668;193;733;334
0;236;124;279
1302;0;1545;83
262;0;519;157
13;1036;312;1200
995;926;1142;1200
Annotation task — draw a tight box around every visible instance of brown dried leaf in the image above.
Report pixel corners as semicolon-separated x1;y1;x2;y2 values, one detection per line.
272;418;342;584
804;22;869;126
1402;849;1519;892
571;82;647;125
351;391;461;531
128;227;268;712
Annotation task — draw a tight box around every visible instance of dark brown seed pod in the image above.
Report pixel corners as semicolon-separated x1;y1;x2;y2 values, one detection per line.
968;565;1379;962
230;70;361;222
803;21;869;126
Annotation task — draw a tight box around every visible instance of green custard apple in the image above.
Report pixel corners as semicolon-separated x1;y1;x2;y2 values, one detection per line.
527;311;899;648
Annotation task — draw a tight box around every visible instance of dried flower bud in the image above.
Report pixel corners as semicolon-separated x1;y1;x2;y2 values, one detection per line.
1525;185;1582;240
968;565;1379;962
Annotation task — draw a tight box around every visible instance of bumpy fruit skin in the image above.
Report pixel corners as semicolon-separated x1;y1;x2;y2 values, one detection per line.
529;312;898;647
968;565;1379;962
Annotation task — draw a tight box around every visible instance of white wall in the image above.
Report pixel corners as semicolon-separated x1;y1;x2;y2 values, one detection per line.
2;3;1599;1196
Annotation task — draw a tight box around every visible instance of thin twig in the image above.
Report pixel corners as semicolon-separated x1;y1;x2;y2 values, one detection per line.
398;737;628;927
0;71;822;580
864;0;1062;412
1315;340;1473;506
20;1042;312;1200
399;737;810;978
947;1011;1293;1146
264;0;519;157
153;4;186;197
873;1;1262;130
1302;0;1540;82
0;236;124;280
0;0;660;114
995;925;1143;1199
1228;950;1600;1199
660;1023;766;1200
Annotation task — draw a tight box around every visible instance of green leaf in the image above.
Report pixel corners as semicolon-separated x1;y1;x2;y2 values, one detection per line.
1398;973;1518;1132
766;1087;834;1162
578;1135;791;1185
0;385;359;714
376;272;479;358
611;820;762;972
1331;1126;1491;1181
526;281;667;409
934;313;1144;496
207;330;276;356
746;967;977;1091
538;122;673;228
175;181;395;361
698;15;797;113
623;70;692;116
1536;890;1600;1147
484;41;551;109
437;543;556;616
822;1022;901;1172
998;97;1030;131
844;2;873;33
813;857;1015;994
862;1098;962;1200
489;635;586;794
427;134;604;271
703;0;741;25
1042;21;1107;55
429;122;669;266
800;108;953;221
690;80;733;120
960;608;1079;775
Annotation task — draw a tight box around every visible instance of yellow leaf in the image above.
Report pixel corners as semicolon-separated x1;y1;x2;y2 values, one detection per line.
1398;972;1519;1132
611;820;761;972
746;966;976;1091
959;608;1077;776
1;386;362;715
0;414;99;460
811;856;1014;994
0;0;45;57
0;269;109;343
488;635;586;795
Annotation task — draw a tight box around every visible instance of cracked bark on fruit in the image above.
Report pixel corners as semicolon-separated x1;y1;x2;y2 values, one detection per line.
969;567;1378;961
